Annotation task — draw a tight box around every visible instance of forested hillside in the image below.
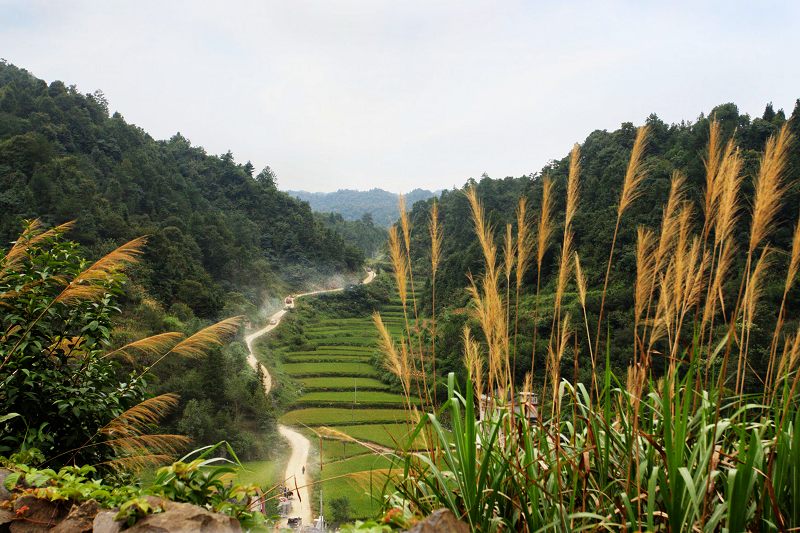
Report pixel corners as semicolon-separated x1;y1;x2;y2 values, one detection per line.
0;61;367;461
406;102;800;385
0;61;364;320
314;211;387;257
289;187;436;227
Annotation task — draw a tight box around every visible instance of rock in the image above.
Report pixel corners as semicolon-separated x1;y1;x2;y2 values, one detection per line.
10;495;67;533
405;509;469;533
92;511;123;533
51;499;99;533
0;469;12;502
125;501;241;533
1;508;14;533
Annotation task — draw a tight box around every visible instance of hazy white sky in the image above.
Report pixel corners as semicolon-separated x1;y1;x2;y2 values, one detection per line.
1;1;798;192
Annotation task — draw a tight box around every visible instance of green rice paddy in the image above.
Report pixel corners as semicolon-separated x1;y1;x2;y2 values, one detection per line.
272;286;416;519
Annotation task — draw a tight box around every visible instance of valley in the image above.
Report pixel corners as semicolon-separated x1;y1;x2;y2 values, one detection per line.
242;269;405;526
2;37;800;530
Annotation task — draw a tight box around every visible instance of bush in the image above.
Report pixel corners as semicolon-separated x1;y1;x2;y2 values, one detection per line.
330;496;352;526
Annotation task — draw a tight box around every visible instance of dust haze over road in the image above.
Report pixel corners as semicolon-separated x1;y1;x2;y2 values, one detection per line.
244;269;376;527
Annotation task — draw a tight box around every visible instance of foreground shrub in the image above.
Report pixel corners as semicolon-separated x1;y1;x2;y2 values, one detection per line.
0;221;240;469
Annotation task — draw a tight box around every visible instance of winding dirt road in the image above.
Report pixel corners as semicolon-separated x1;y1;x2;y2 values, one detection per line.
244;269;375;528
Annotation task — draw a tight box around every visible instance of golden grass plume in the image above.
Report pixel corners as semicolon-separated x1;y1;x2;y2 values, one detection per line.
373;312;410;394
103;332;184;362
537;177;555;271
565;144;581;228
617;125;650;216
503;223;515;283
515;197;534;288
429;200;443;275
466;186;498;282
748;124;792;254
55;236;147;304
168;316;243;359
634;227;657;328
786;216;800;294
388;225;408;306
702;119;723;236
398;194;411;255
99;393;189;471
101;393;181;438
463;326;484;399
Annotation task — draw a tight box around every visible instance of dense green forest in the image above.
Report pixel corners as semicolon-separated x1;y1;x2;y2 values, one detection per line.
404;102;800;388
314;211;387;257
289;187;436;227
0;61;371;460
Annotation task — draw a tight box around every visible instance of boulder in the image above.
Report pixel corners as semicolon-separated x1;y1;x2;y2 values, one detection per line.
92;511;122;533
10;495;67;533
124;501;241;533
0;469;12;501
51;499;99;533
405;509;469;533
1;508;14;533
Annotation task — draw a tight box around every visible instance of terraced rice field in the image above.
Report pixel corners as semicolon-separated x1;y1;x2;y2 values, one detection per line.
282;361;377;377
298;377;391;391
276;288;417;519
280;408;407;426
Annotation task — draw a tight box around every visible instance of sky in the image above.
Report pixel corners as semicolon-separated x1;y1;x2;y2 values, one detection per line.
1;1;799;193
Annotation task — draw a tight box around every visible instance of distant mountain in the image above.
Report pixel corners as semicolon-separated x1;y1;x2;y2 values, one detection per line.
287;188;437;227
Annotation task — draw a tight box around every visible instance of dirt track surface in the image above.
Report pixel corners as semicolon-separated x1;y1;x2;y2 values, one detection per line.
243;269;375;528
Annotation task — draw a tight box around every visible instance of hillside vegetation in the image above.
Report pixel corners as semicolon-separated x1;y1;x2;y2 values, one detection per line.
0;61;374;463
314;211;387;258
405;102;800;388
0;61;364;320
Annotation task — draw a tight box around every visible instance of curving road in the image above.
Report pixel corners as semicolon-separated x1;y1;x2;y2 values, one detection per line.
244;269;375;528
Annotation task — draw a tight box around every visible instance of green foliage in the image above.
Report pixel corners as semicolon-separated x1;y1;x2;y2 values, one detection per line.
0;223;270;470
116;497;163;527
143;443;265;527
1;442;267;529
392;369;800;531
315;212;388;257
330;496;353;526
1;461;138;508
0;229;146;463
155;340;276;461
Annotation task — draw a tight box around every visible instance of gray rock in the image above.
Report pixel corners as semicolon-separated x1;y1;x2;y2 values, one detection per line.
92;511;123;533
51;499;99;533
1;508;14;533
0;469;12;502
405;509;469;533
124;501;241;533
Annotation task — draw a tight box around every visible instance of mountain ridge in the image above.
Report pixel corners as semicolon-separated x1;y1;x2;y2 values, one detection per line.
287;187;438;227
